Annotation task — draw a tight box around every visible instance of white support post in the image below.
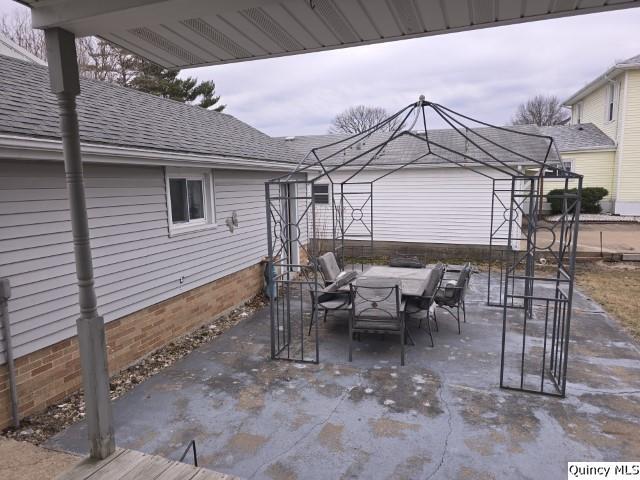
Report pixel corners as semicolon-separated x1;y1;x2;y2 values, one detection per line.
44;27;115;460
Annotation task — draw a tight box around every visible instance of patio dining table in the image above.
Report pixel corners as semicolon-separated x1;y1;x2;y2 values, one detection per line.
335;265;435;347
337;265;435;297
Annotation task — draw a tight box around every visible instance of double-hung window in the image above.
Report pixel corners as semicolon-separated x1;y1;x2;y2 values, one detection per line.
165;168;215;234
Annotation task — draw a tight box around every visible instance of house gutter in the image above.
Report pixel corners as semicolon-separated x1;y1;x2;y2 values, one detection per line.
0;278;19;428
563;62;640;106
0;134;299;172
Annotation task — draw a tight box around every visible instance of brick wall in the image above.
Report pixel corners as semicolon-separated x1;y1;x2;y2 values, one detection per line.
0;262;264;430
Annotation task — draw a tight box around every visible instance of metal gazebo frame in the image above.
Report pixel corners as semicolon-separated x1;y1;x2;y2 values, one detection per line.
265;97;582;397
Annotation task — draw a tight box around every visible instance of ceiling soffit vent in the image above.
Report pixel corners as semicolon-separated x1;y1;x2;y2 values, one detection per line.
241;7;304;51
181;18;252;58
388;0;422;34
312;0;359;44
129;27;205;64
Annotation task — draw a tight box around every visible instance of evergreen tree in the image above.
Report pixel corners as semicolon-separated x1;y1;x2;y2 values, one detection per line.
130;62;225;111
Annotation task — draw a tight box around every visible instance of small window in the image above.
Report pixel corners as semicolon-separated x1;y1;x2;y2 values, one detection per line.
166;168;214;233
562;160;572;173
607;83;616;122
312;184;329;205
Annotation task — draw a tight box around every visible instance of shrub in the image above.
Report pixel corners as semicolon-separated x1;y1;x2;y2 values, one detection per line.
547;187;608;214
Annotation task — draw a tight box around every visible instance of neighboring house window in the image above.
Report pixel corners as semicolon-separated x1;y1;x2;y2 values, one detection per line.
312;184;330;204
606;82;616;122
165;168;215;233
544;160;573;177
574;102;582;124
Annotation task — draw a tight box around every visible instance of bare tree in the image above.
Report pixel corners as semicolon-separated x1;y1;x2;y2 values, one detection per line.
1;11;141;85
329;105;398;134
0;10;47;60
1;10;223;109
511;94;570;126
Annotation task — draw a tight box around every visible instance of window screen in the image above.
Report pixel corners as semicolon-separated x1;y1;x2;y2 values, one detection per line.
312;184;329;204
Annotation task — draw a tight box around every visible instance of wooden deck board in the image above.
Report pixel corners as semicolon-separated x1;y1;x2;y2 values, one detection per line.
55;448;236;480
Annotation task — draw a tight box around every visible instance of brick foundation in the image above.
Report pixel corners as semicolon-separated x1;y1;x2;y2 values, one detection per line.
0;262;264;430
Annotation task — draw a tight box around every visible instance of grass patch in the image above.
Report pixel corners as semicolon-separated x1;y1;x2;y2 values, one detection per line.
576;261;640;340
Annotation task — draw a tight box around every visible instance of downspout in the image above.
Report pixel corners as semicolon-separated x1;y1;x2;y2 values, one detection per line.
0;278;19;428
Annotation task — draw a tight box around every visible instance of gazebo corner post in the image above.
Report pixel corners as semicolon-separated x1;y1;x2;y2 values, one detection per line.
44;27;115;460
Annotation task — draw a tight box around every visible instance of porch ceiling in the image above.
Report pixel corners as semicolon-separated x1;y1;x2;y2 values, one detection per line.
23;0;640;68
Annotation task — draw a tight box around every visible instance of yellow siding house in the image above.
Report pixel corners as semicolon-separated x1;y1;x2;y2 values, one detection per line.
564;53;640;215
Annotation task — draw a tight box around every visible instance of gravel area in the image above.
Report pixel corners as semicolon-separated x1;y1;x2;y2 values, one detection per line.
545;213;640;222
1;294;267;446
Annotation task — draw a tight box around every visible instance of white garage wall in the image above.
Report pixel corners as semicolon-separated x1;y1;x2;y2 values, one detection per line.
314;166;513;246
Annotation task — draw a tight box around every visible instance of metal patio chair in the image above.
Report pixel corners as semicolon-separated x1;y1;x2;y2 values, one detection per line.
405;263;446;347
349;278;406;365
307;281;351;336
318;251;358;286
433;263;471;334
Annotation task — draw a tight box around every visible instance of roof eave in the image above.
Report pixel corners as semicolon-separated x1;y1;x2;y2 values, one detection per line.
564;63;640;106
0;133;297;171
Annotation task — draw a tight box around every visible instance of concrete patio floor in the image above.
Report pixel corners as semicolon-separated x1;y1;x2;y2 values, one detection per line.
47;274;640;479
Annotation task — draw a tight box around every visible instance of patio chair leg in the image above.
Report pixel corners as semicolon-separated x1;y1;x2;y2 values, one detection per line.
426;313;434;347
433;309;439;332
400;329;405;366
462;300;466;323
456;305;461;334
323;310;328;323
308;305;316;336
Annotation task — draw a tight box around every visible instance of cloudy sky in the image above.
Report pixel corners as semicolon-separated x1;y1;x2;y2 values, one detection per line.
1;0;639;136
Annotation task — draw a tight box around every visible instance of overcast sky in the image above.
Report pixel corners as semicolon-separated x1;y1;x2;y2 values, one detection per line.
1;0;639;136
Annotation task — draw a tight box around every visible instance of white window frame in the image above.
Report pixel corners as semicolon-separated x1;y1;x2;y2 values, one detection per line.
165;167;215;235
562;159;574;173
605;82;617;123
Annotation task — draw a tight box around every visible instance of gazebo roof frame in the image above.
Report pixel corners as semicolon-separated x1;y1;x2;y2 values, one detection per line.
273;97;583;185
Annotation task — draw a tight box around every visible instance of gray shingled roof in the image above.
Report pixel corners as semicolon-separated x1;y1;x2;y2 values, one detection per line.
281;124;561;170
0;54;299;163
538;124;615;152
617;53;640;67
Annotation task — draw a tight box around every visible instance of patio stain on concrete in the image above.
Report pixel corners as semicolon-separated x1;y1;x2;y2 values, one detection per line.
454;386;541;453
463;430;508;456
368;417;419;438
546;399;640;459
317;422;344;452
227;432;268;456
457;466;497;480
348;367;443;416
237;384;266;411
265;461;298;480
390;453;432;479
338;449;371;480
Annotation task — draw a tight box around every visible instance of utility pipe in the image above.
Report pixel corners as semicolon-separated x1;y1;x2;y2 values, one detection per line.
0;278;19;428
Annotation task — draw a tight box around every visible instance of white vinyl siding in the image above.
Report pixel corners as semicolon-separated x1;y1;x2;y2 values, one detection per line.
0;160;274;361
575;79;622;141
314;166;511;246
